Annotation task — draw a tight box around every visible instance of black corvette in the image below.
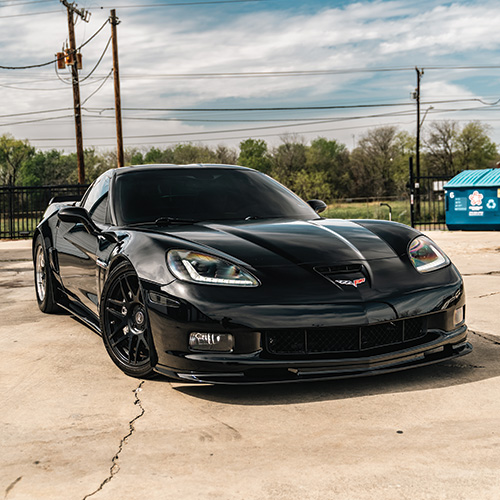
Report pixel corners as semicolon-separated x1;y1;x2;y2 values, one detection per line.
33;164;471;384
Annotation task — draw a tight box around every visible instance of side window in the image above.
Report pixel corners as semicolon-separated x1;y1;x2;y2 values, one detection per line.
82;173;111;225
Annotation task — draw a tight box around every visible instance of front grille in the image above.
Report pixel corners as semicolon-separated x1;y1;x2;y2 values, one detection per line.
265;317;428;356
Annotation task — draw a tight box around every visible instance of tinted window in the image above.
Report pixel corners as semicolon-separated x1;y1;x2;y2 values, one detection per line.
114;168;317;224
82;173;110;225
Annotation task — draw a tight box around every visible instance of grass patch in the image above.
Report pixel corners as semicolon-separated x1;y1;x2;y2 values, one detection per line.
323;199;411;226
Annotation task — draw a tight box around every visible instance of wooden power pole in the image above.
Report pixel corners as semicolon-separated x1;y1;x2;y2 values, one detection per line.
110;9;124;168
60;0;90;185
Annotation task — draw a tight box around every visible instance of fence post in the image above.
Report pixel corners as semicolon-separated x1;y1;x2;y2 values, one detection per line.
8;186;15;239
409;157;415;228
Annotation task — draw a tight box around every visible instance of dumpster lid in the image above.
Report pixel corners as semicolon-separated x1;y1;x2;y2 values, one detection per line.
445;168;500;188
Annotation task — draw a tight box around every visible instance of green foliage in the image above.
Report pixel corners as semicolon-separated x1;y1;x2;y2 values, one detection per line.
348;126;407;198
0;134;35;186
456;121;497;170
238;138;272;173
2;120;497;205
21;149;74;186
423;120;497;175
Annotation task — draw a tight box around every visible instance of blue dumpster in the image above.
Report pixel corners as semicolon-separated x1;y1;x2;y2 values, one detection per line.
445;169;500;230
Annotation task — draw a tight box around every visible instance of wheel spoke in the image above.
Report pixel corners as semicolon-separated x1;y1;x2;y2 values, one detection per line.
119;279;129;304
108;319;127;339
123;276;135;302
106;306;124;320
108;298;124;307
110;333;129;348
127;335;134;363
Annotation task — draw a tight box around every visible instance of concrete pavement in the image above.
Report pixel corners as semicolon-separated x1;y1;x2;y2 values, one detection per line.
1;231;500;500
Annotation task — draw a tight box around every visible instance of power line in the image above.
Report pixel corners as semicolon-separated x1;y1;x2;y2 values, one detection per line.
0;0;55;7
0;107;71;118
96;0;272;8
0;18;109;70
81;69;113;106
0;9;60;18
86;97;500;114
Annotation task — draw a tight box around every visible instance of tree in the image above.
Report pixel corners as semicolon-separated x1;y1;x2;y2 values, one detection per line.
0;134;35;186
21;150;74;186
424;121;458;176
214;145;238;165
143;147;175;164
305;137;350;197
456;121;497;170
423;120;498;175
172;143;217;164
270;135;307;187
237;138;272;173
347;126;403;197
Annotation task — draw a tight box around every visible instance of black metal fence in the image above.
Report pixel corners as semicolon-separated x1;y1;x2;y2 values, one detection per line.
0;184;87;240
409;160;452;231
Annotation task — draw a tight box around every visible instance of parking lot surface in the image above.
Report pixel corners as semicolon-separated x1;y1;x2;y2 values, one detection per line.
1;231;500;500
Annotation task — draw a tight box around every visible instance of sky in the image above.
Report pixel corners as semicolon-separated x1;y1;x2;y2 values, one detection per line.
1;0;500;154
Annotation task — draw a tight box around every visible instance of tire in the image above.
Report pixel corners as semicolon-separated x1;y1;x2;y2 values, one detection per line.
100;262;156;378
34;234;59;313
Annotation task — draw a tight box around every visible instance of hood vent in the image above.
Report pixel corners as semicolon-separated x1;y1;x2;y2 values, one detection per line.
315;264;363;276
314;264;367;284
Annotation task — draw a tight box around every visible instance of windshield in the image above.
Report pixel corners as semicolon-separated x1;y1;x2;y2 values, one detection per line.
114;167;318;225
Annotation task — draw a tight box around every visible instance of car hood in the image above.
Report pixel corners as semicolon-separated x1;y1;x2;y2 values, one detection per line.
128;217;460;315
147;218;411;271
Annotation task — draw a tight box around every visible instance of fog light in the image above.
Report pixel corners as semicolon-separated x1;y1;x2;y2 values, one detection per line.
454;306;465;326
189;332;234;352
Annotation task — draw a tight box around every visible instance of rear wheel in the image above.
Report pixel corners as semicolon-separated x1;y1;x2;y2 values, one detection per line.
100;262;156;378
34;234;59;313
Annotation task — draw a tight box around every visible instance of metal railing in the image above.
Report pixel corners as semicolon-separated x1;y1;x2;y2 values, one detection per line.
0;184;88;239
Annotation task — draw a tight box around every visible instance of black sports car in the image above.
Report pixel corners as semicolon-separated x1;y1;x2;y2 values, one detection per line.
33;164;471;384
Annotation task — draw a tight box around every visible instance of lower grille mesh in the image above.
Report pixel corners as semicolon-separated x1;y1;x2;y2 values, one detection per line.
265;317;427;355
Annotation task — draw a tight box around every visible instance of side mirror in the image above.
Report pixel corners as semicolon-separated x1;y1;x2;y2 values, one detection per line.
58;206;100;235
307;199;327;214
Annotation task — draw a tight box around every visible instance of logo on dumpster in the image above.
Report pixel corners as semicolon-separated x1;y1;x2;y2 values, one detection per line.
469;190;484;206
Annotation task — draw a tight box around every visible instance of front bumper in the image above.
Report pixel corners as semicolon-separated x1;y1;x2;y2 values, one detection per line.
153;326;471;384
142;277;471;385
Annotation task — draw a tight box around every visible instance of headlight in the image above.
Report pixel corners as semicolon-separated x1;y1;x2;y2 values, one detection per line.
167;249;259;287
408;236;450;273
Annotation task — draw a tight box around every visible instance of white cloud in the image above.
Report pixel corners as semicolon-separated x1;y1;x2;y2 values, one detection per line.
2;0;500;150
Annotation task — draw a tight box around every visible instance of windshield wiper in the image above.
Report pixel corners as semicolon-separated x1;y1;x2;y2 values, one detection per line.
154;217;198;226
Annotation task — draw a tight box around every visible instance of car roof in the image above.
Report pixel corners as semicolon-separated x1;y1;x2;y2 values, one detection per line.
113;164;254;176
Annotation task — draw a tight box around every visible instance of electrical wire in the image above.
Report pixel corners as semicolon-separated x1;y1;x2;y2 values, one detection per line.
96;0;272;9
0;9;60;18
79;36;111;82
0;114;75;126
81;68;113;105
0;18;109;69
0;107;71;118
0;0;55;7
86;97;500;114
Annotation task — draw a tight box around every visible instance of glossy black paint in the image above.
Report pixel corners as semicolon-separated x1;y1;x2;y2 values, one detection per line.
33;164;471;383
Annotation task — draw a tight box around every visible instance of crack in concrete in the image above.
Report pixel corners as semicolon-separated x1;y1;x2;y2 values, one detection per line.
4;476;22;499
462;271;500;277
472;330;500;347
82;381;145;500
477;291;500;299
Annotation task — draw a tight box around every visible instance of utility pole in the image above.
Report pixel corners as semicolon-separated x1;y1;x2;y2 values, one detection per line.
60;0;90;185
110;9;124;168
413;67;424;218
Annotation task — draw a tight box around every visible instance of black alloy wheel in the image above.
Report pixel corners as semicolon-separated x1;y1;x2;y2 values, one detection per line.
34;234;59;313
101;262;156;378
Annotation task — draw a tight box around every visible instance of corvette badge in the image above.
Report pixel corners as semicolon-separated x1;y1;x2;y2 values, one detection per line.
335;278;366;288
